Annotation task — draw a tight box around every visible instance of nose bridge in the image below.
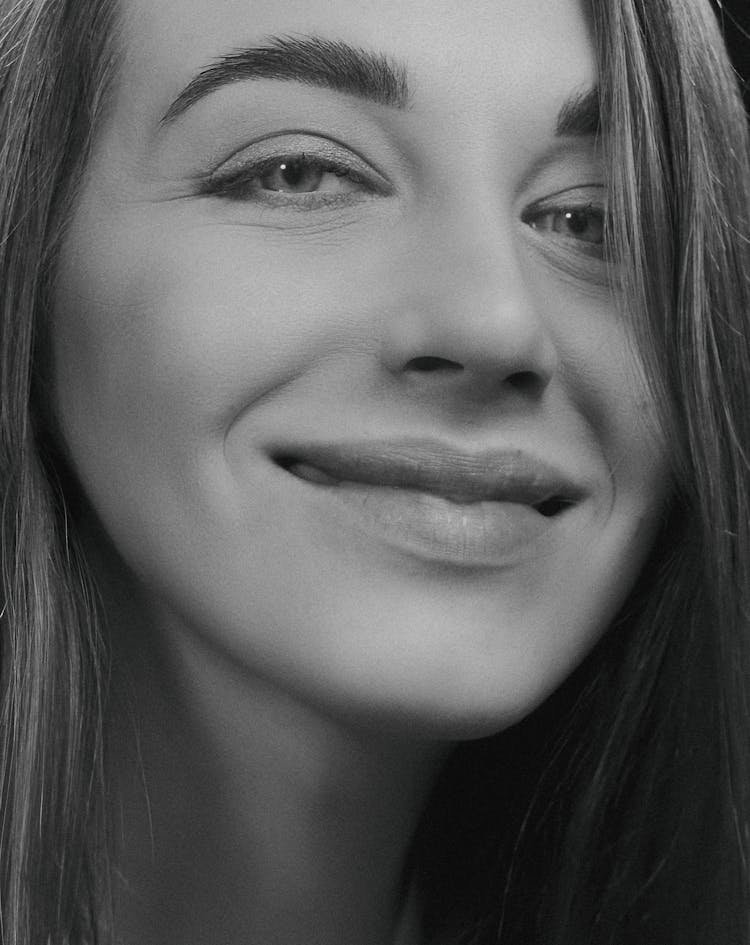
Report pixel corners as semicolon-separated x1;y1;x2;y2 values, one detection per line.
380;201;557;387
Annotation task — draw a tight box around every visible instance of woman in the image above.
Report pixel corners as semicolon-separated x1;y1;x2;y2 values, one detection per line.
0;0;748;943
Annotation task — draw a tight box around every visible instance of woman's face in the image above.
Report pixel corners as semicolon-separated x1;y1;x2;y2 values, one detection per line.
53;0;669;736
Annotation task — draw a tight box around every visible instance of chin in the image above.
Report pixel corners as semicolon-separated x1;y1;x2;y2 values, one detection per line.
291;627;594;744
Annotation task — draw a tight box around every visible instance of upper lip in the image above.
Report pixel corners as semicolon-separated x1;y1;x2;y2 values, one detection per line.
274;439;586;511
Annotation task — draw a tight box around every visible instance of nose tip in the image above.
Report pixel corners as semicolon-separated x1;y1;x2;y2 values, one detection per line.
378;217;559;402
381;279;559;401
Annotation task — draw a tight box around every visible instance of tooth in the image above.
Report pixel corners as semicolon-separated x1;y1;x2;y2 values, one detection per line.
287;461;340;486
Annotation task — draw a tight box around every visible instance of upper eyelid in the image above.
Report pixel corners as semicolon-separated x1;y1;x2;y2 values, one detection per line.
519;186;606;228
215;153;367;185
522;183;606;208
205;131;393;187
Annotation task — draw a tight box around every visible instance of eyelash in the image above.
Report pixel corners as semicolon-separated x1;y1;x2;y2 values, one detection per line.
200;153;383;207
200;150;608;257
522;200;607;257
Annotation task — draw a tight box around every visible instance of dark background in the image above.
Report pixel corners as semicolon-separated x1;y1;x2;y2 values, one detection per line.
715;0;750;114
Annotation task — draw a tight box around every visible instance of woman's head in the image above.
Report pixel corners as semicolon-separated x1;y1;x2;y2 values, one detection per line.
48;0;672;737
0;0;748;943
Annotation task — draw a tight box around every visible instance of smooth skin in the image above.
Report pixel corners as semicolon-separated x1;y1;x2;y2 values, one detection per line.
52;0;670;942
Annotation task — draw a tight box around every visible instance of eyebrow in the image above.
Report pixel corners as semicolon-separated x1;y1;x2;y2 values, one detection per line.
161;33;601;141
555;85;601;137
161;34;411;124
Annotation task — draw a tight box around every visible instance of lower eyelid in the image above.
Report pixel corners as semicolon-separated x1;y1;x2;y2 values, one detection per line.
200;178;380;213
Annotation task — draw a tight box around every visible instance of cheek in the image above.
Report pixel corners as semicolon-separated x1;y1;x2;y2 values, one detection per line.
538;278;668;500
53;208;361;482
50;200;396;609
525;268;670;560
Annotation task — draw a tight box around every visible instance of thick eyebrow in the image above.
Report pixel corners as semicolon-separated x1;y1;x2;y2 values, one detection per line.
555;85;601;137
161;34;411;125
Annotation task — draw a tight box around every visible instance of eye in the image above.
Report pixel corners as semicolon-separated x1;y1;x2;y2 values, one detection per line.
526;203;605;247
210;154;366;201
520;187;612;281
254;155;357;195
199;136;390;209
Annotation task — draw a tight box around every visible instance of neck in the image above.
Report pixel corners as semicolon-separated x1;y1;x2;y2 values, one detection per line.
105;576;448;945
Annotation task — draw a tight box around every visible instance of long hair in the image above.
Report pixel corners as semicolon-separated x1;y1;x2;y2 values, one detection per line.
0;1;748;944
0;1;117;942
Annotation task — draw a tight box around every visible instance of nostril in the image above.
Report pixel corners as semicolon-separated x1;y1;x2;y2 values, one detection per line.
506;370;545;396
406;356;463;373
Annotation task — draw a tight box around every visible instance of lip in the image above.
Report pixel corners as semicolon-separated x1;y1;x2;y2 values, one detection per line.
273;439;586;566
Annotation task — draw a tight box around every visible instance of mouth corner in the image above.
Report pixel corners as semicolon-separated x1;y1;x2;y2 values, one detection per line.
274;453;340;487
273;452;295;471
532;496;578;518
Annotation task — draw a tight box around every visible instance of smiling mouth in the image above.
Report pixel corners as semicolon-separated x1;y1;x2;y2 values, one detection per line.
271;441;584;565
274;439;580;512
278;456;575;516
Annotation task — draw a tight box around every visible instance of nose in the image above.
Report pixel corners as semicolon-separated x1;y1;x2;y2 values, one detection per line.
379;209;558;402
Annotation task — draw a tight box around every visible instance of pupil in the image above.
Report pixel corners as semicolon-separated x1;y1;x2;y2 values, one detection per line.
566;210;589;235
281;161;306;188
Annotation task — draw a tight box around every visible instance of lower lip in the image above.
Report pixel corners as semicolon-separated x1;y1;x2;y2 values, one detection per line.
293;476;563;567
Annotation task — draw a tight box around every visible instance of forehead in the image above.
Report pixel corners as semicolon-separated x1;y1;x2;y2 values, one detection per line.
114;0;597;134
